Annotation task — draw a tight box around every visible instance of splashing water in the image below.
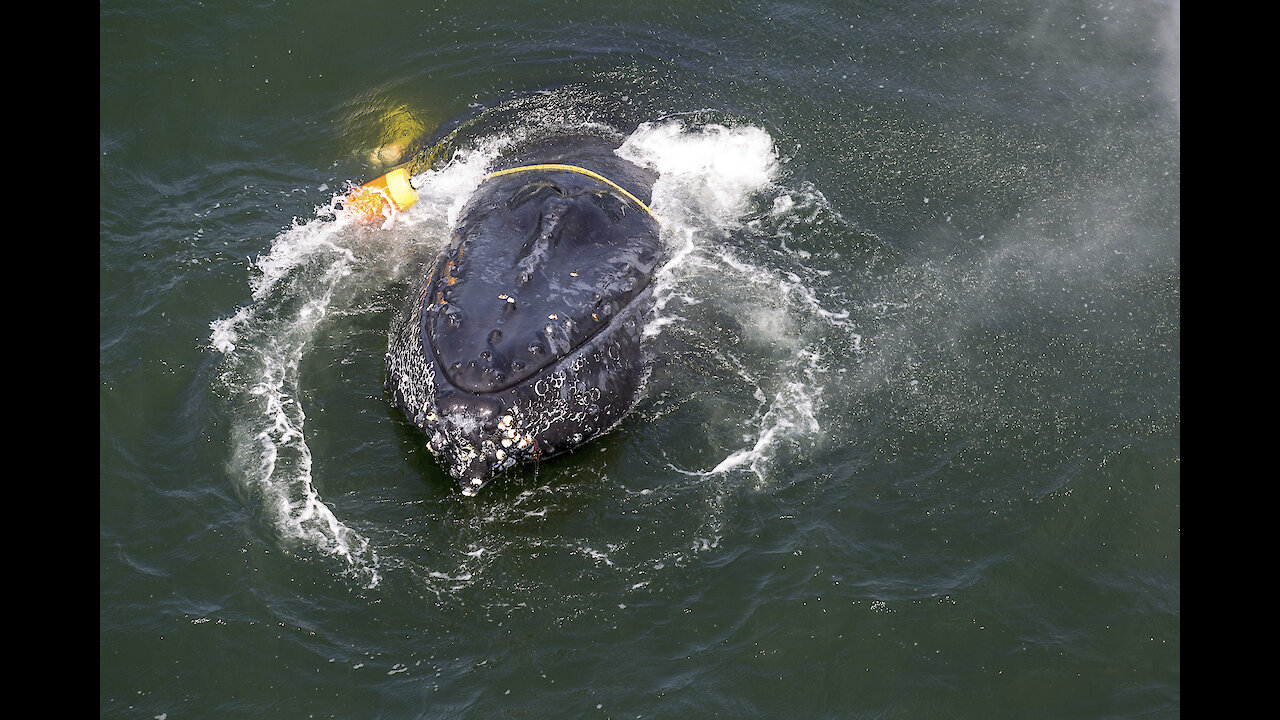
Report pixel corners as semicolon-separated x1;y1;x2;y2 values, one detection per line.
210;208;382;586
208;149;500;588
621;120;858;486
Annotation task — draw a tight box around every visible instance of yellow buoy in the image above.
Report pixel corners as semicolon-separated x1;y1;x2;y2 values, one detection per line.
343;167;418;222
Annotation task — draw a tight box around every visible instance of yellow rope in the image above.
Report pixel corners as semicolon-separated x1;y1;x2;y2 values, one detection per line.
486;163;656;218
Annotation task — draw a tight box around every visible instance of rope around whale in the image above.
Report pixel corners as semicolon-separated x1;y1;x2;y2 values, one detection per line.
486;163;656;219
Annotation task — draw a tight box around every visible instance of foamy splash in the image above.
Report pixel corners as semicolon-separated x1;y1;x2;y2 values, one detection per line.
209;207;382;586
619;120;852;485
208;149;502;588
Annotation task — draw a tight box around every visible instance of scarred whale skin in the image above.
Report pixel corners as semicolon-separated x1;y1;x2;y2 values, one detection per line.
385;133;662;495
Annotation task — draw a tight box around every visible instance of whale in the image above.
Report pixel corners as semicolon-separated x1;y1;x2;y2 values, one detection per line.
385;131;662;495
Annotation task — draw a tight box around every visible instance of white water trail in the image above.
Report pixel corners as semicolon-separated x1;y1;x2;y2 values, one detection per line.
209;143;512;589
210;207;384;586
619;120;846;485
706;347;825;485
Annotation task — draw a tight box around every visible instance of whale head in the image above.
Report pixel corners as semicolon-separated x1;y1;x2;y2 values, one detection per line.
386;136;661;495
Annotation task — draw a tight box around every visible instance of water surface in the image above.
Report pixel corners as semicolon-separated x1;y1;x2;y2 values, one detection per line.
101;1;1179;717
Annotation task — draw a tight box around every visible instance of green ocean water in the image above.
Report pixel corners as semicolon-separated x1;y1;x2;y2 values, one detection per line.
100;1;1179;717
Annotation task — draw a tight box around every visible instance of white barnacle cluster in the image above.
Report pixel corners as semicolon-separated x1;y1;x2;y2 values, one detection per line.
496;410;535;458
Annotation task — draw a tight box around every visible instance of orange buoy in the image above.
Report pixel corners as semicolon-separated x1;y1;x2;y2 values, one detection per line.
343;167;418;222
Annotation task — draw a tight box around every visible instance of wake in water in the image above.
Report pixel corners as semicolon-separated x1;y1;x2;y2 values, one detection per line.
619;120;863;486
209;207;381;586
208;106;867;589
206;151;495;588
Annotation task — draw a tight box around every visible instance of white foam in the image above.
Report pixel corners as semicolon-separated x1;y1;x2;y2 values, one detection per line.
618;121;779;224
408;139;509;229
207;150;502;588
210;210;383;586
621;121;782;346
706;348;824;485
616;122;852;486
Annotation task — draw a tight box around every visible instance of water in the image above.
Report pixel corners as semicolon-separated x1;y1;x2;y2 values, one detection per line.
101;1;1179;717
